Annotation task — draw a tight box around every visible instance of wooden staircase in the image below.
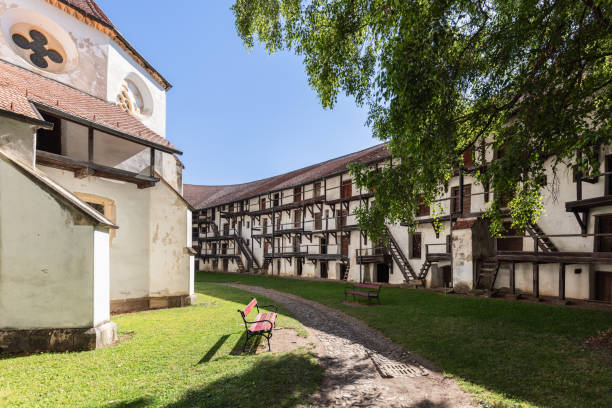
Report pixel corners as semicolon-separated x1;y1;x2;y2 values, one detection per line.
210;223;220;237
235;257;246;273
341;262;351;281
261;257;272;273
234;234;261;270
525;223;558;252
418;259;432;280
385;226;420;282
476;259;500;290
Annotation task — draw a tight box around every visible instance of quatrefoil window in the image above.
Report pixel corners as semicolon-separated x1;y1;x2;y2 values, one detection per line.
12;29;64;69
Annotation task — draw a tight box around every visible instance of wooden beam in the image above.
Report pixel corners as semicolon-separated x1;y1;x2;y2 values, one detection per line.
533;262;539;298
559;263;566;300
150;147;155;178
88;127;94;163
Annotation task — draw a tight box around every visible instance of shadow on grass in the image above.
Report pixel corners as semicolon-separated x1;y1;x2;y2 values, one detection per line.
229;330;263;355
198;334;231;364
107;397;155;407
166;352;322;408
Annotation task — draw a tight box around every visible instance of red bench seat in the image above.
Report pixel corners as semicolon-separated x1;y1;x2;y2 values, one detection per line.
238;298;278;351
248;312;277;333
344;283;382;303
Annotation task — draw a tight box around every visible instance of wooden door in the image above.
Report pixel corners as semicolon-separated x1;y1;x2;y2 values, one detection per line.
441;265;452;287
595;272;612;302
341;179;352;199
297;261;303;276
320;262;328;278
320;238;327;254
376;263;389;283
314;212;322;230
337;210;347;228
294;209;302;228
222;259;229;272
263;218;268;234
264;241;270;254
341;236;349;256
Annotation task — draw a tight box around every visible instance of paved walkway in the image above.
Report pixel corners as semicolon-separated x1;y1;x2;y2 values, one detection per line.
221;283;476;408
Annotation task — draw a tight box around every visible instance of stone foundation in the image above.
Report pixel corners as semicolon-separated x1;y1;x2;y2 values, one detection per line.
0;321;117;354
110;294;196;314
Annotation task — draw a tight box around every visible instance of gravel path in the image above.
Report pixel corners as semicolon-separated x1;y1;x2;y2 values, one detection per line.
219;283;476;408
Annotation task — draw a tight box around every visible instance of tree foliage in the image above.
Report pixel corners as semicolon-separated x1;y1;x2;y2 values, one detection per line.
232;0;612;239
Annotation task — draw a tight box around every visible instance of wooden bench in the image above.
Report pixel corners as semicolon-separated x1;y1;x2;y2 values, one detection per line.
238;298;278;352
344;283;382;304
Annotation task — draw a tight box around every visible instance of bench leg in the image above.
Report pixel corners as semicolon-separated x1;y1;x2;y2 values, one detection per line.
265;331;272;352
242;332;250;353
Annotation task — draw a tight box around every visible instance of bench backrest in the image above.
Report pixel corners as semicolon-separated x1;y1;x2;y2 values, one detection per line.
354;283;380;290
241;298;258;318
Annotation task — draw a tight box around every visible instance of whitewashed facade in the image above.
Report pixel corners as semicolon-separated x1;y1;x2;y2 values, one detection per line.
0;0;193;353
187;144;612;305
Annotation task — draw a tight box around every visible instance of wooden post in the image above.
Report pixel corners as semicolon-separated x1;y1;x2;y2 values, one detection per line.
533;237;539;298
459;170;464;215
88;127;94;164
510;262;516;294
149;147;155;178
559;263;566;300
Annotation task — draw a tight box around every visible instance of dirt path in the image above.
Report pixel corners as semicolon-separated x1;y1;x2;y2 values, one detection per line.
219;283;476;408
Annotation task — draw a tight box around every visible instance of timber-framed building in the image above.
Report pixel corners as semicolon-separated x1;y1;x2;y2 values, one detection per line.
186;143;612;305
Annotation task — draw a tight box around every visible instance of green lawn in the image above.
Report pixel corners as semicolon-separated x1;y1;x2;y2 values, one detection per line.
198;272;612;408
0;284;322;407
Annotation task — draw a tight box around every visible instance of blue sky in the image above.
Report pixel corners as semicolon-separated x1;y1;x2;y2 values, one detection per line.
97;1;375;185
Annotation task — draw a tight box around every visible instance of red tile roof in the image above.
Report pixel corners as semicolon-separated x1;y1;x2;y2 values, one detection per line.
184;144;390;209
57;0;113;27
0;60;180;154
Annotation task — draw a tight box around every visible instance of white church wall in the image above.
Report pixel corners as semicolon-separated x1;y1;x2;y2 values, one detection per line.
0;116;36;164
0;156;97;329
0;0;109;98
148;181;192;298
39;166;152;301
93;227;110;326
106;41;167;137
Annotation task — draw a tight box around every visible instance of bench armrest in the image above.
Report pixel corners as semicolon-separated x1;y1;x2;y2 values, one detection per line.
259;304;278;313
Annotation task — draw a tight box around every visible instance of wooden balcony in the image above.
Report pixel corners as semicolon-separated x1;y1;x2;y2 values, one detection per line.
36;150;158;189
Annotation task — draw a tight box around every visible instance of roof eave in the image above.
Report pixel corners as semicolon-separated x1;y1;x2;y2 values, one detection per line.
32;102;183;155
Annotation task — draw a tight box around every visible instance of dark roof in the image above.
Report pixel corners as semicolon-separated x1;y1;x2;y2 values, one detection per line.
184;143;390;209
0;60;180;154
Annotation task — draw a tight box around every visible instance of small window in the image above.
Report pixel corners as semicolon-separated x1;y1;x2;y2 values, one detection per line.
416;196;430;217
36;113;62;155
410;233;422;259
247;221;250;228
595;215;612;252
314;181;322;198
273;193;280;207
293;186;302;203
496;223;523;251
463;147;473;168
451;184;471;215
86;202;104;215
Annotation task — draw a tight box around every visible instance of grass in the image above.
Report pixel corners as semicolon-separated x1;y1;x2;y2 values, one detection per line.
0;284;322;407
197;271;612;408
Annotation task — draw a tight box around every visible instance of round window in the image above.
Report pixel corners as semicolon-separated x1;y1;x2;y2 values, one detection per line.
10;25;66;72
116;79;145;116
1;8;78;74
